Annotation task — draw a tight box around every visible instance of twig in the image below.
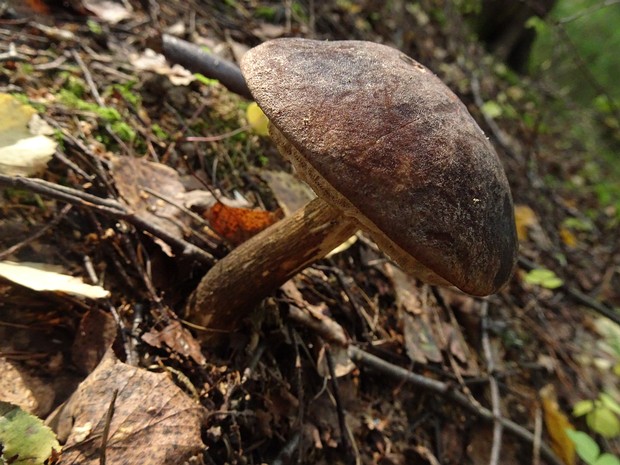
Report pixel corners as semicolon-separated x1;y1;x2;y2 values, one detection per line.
287;305;348;346
100;389;118;465
0;42;26;62
72;49;104;107
325;346;352;456
272;432;301;465
518;256;620;325
0;174;214;265
160;34;252;99
559;0;620;24
184;126;250;143
470;73;523;163
347;345;564;465
480;300;503;465
289;326;305;465
533;403;543;465
0;204;72;260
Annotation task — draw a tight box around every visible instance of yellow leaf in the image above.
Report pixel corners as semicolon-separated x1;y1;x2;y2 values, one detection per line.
559;226;578;248
540;384;576;465
246;102;269;136
514;204;538;241
0;94;56;176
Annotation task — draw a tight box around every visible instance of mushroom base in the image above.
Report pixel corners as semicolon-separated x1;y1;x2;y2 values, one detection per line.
185;197;358;344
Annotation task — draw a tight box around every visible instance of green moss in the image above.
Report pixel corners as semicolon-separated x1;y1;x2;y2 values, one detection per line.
151;123;169;140
110;120;136;142
107;81;140;107
59;89;122;122
194;73;220;87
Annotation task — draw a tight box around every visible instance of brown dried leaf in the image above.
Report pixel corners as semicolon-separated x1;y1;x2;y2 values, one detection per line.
59;351;205;465
258;169;315;216
111;156;188;253
383;264;441;364
72;309;117;374
0;358;55;416
142;320;206;365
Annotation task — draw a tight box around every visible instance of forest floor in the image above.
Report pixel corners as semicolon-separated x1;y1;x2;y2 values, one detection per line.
0;1;619;465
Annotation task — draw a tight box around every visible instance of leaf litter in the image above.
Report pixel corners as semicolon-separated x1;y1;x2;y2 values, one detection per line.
0;1;618;465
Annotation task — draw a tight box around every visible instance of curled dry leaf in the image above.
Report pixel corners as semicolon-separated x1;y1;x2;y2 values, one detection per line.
141;320;206;365
58;351;205;465
204;202;280;246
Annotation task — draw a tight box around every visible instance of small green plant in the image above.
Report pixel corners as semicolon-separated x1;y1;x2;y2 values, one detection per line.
566;429;620;465
523;268;564;289
87;19;103;35
574;392;620;438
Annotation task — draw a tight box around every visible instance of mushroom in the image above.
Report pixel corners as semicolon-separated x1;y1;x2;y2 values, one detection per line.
186;39;517;337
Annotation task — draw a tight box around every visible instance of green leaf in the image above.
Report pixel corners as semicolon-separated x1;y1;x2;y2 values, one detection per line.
523;268;564;289
481;100;503;119
599;393;620;415
574;399;595;417
587;407;620;438
0;401;60;465
595;453;620;465
566;429;600;464
525;15;548;34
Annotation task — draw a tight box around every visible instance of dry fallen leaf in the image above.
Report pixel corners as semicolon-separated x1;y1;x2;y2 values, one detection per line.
142;320;206;365
82;0;132;24
205;202;280;245
111;156;189;255
58;351;205;465
129;49;195;86
0;93;56;176
258;169;315;216
514;204;538;241
541;384;576;465
72;309;117;374
0;261;109;299
0;358;56;417
383;264;442;364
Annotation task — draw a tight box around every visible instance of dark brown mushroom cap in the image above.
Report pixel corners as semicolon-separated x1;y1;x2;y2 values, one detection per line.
241;38;518;295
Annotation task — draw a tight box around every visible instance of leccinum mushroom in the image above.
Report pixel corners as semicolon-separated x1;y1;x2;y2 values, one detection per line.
186;39;518;337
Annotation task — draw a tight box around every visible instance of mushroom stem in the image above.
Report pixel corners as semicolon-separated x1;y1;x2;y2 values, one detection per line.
186;197;358;339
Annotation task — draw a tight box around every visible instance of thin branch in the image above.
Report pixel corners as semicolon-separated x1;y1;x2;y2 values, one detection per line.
0;174;213;265
347;345;564;465
558;0;620;24
72;49;104;107
0;204;72;260
480;300;503;465
470;73;523;163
